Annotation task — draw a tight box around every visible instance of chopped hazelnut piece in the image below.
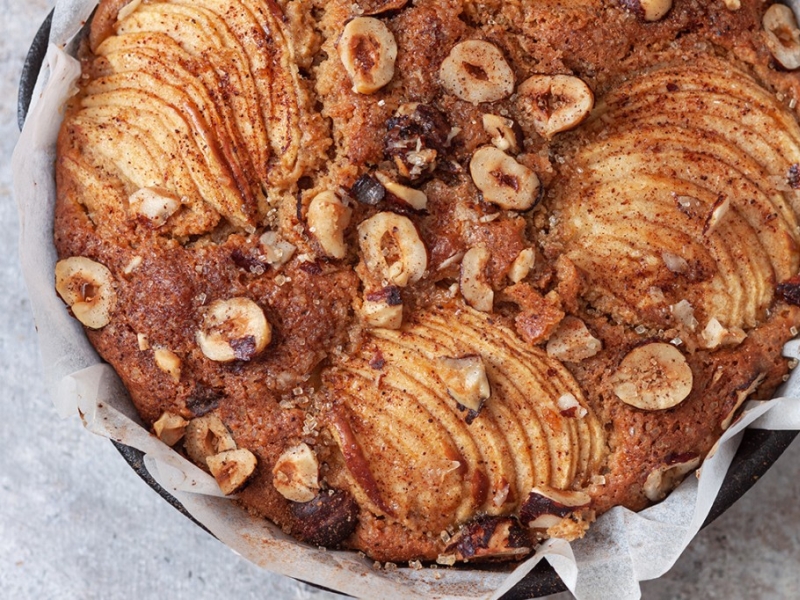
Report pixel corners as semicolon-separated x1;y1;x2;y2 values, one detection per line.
374;172;427;211
307;191;352;259
482;113;520;153
517;75;594;139
272;443;321;503
259;231;296;267
469;146;541;211
508;248;536;284
436;355;491;417
763;4;800;70
360;287;403;329
154;348;181;383
196;298;271;363
55;257;117;329
546;316;602;362
439;40;515;104
153;411;188;447
358;212;428;287
207;448;258;495
611;343;693;410
460;246;494;312
184;414;237;467
621;0;673;22
338;17;397;94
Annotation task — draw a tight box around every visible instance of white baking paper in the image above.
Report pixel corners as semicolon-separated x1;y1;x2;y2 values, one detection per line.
13;2;800;598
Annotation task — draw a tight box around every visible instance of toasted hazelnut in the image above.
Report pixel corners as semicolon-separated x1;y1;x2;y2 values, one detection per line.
482;113;520;153
621;0;673;22
556;393;588;419
546;316;602;362
460;246;494;312
722;0;740;10
439;40;515;104
361;287;404;329
469;146;541;211
763;4;800;70
289;489;359;547
152;411;189;447
128;187;180;226
196;298;271;363
611;343;693;410
154;348;181;383
55;257;117;329
643;454;701;502
307;191;352;259
358;212;428;287
184;414;237;468
375;172;428;210
516;75;594;139
338;17;397;94
445;516;530;561
272;443;321;503
519;486;592;529
508;248;536;283
207;448;258;495
259;231;296;267
436;355;491;418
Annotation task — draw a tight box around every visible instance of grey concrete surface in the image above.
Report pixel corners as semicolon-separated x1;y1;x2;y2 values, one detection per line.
2;2;800;599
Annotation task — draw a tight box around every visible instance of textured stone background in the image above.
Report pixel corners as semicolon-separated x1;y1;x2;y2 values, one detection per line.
3;2;800;599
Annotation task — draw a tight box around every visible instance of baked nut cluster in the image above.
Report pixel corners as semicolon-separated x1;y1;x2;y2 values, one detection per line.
55;0;800;563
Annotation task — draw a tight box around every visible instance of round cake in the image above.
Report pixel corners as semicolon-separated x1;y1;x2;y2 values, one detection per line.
54;0;800;563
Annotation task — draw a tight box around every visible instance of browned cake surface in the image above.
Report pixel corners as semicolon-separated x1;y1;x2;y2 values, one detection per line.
54;0;800;563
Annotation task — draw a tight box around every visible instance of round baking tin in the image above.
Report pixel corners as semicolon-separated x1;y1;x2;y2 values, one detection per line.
19;10;799;599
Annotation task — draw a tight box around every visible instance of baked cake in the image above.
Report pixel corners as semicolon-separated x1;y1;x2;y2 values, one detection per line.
54;0;800;563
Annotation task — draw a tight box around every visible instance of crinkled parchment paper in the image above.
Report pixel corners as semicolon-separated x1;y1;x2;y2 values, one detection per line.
12;2;800;598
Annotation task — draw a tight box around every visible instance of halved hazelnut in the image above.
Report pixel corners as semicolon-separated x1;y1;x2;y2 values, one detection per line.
763;3;800;70
460;246;494;312
152;411;188;447
196;298;271;363
620;0;673;22
643;454;701;502
307;191;352;259
154;348;181;383
546;316;602;362
469;146;541;211
611;343;693;410
272;443;321;503
519;486;592;529
259;231;296;267
444;516;530;561
338;17;397;94
358;212;428;287
128;187;180;227
207;448;258;495
439;40;515;104
361;286;403;329
184;414;237;468
375;172;428;210
55;256;117;329
436;355;491;420
482;113;521;154
516;75;594;139
508;248;536;283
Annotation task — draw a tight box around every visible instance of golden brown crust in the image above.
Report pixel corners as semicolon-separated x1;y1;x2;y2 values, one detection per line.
54;0;800;563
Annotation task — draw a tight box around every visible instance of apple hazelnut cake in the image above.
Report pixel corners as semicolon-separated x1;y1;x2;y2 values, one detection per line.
54;0;800;563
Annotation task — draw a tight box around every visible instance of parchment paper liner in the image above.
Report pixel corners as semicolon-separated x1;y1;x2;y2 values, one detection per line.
13;2;800;598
